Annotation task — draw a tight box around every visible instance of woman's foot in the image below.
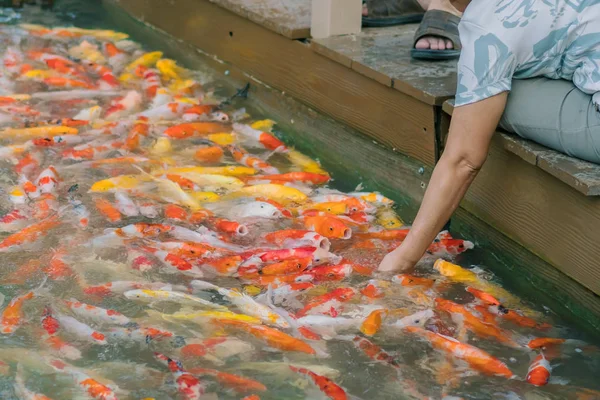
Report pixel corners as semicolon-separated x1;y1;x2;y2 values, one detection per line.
363;0;462;51
414;0;461;51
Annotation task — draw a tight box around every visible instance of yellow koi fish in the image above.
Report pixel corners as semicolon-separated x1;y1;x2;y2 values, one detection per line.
150;137;173;156
208;133;236;146
0;126;78;139
89;174;148;193
190;192;220;203
251;119;276;131
376;208;404;229
236;183;308;205
121;51;163;76
168;310;261;325
156;59;188;81
287;149;327;175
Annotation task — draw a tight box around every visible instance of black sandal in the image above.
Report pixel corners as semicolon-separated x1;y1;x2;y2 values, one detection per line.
410;9;461;60
362;0;424;28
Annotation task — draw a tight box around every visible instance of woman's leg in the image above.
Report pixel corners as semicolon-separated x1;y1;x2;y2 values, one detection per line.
499;77;600;164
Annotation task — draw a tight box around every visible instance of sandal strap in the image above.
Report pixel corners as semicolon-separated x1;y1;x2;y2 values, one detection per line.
366;0;423;18
413;10;462;50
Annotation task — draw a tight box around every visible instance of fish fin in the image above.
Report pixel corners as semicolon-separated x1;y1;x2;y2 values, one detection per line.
354;182;364;191
548;376;569;385
0;292;4;308
190;279;220;293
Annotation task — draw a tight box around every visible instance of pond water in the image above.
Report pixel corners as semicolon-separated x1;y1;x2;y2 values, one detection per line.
0;2;599;400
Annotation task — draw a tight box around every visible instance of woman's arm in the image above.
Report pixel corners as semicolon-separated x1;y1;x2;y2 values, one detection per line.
378;92;508;272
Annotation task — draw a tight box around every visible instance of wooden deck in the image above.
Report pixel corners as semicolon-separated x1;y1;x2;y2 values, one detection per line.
106;0;600;329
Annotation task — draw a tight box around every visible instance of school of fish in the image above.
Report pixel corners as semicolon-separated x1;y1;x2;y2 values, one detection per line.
0;20;598;400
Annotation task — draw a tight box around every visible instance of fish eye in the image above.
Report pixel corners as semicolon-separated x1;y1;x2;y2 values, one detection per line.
459;244;464;248
329;227;334;231
327;273;335;278
415;320;420;323
296;263;302;269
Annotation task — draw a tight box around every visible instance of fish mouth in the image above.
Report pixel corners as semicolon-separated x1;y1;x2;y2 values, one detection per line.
272;210;282;218
317;237;331;251
342;229;352;239
236;224;249;236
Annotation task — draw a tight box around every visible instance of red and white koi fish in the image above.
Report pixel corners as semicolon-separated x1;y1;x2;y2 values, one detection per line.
228;145;280;174
228;201;284;219
64;299;130;326
296;287;356;318
83;280;187;298
54;313;108;345
138;101;193;121
106;325;178;344
264;229;331;251
103;42;128;72
144;247;205;278
0;209;29;232
142;68;161;98
233;123;288;152
104;91;142;120
41;307;82;360
154;353;205;400
48;358;118;400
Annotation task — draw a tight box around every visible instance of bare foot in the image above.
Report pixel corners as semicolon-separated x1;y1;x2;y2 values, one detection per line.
363;0;461;51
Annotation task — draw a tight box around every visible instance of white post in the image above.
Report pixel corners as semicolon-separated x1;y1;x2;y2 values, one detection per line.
311;0;362;39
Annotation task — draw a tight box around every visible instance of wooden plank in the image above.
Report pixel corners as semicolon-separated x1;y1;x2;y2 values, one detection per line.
208;0;311;39
111;0;438;166
311;25;457;105
463;135;600;296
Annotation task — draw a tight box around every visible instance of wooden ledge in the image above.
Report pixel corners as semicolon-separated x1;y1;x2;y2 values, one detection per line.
443;100;600;196
311;25;458;106
208;0;311;39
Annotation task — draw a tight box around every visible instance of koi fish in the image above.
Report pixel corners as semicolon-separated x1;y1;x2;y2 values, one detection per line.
264;229;331;251
186;368;267;393
0;216;60;252
527;353;552;386
54;314;108;345
41;307;82;360
95;198;122;222
195;146;224;163
352;336;401;370
236;183;308;205
217;319;315;354
406;327;513;378
124;289;225;309
1;291;35;334
190;280;289;328
289;365;347;400
154;353;204;400
228;145;280;174
296;287;356;318
0;125;78;139
48;358;118;400
286;149;327;174
360;309;388;336
303;215;352;239
64;299;130;326
163;122;228;138
260;257;312;275
392;274;435;288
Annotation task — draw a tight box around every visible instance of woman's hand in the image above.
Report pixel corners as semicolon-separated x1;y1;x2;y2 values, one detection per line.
378;248;414;273
377;93;509;273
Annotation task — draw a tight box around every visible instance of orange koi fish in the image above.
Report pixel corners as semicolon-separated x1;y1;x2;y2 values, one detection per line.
217;319;315;354
305;263;353;283
494;306;552;331
124;117;149;151
392;274;435;288
527;353;552;386
1;291;35;334
209;218;249;237
264;229;331;250
355;228;410;241
527;337;567;349
186;368;267;393
43;77;94;89
435;299;518;347
289;365;347;400
163;122;227;139
466;287;501;306
94;198;122;222
406;327;513;378
360;280;385;299
253;172;330;185
0;216;60;252
195;146;224;163
360;309;388;336
260;257;312;276
296;287;356;318
44;248;75;280
303;215;352;239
